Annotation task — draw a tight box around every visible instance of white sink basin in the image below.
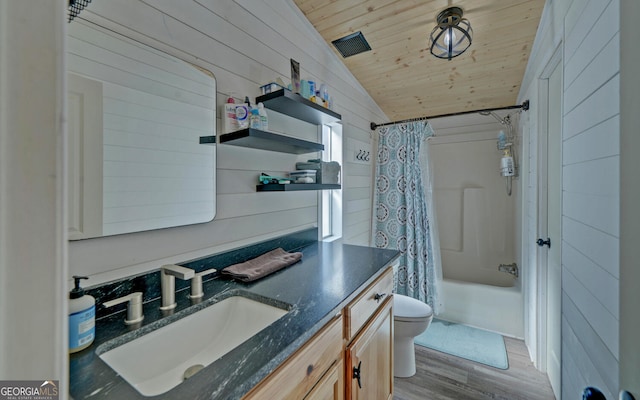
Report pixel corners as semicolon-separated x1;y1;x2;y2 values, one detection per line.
98;295;289;396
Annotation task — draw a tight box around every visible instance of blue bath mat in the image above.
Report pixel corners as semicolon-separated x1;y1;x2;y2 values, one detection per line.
414;319;508;369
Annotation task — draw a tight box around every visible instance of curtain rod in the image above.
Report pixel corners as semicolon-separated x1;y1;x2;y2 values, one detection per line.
370;100;530;130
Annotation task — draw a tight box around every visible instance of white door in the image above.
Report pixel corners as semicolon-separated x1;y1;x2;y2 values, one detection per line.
544;62;562;399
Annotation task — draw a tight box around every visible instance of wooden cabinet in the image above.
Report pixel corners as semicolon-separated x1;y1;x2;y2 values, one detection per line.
343;267;394;400
244;266;394;400
242;314;343;400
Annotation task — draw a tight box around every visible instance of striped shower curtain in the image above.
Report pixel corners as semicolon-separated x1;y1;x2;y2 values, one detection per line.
373;121;442;313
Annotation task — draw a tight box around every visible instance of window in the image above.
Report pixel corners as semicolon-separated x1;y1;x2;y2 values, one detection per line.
321;123;342;241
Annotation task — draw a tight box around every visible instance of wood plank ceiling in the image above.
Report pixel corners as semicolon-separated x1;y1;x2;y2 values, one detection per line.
292;0;545;121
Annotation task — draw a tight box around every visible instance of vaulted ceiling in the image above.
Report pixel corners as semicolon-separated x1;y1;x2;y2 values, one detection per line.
293;0;545;121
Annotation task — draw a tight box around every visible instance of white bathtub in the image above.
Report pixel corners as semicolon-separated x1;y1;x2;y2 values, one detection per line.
438;278;524;338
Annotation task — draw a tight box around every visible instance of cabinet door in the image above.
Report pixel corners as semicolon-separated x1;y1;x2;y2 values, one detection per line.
305;359;344;400
346;297;393;400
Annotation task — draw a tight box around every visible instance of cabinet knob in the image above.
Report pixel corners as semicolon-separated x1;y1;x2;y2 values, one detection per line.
352;361;362;389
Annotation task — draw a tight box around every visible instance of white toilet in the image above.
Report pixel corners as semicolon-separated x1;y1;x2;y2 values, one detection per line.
393;294;434;378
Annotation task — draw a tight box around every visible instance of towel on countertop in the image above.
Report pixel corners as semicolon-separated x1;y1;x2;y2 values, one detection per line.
221;248;303;282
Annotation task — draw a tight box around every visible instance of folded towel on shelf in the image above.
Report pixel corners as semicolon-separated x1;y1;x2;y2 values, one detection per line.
221;248;303;282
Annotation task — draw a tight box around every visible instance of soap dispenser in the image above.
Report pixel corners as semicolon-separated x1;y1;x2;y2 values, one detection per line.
69;275;95;353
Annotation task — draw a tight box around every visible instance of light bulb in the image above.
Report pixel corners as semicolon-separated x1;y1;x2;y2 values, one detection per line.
444;28;456;46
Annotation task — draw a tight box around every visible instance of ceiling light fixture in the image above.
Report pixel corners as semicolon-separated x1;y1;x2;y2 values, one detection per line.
429;6;473;61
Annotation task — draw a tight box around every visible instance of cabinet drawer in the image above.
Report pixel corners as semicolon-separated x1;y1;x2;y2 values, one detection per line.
243;314;343;400
344;266;393;341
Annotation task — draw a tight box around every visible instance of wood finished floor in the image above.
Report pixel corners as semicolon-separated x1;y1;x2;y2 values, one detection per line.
394;337;556;400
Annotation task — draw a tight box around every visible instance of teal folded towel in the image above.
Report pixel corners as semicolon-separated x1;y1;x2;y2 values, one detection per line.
221;248;302;282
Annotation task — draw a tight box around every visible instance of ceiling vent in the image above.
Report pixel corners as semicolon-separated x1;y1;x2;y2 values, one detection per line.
331;31;372;58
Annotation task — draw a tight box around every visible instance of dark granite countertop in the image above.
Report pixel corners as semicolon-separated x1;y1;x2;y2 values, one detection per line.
69;240;399;399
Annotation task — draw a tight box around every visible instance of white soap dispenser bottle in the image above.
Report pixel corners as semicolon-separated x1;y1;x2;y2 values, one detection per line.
257;102;268;131
69;275;95;353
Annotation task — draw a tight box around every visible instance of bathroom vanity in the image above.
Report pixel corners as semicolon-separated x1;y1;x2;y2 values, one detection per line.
69;239;399;399
243;261;394;400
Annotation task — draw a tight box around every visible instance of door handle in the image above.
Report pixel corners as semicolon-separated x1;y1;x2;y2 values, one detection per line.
537;237;551;248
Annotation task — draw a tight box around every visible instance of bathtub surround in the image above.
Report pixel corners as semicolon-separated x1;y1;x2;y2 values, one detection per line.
373;121;443;313
69;239;399;399
427;112;524;339
438;279;523;338
430;119;520;288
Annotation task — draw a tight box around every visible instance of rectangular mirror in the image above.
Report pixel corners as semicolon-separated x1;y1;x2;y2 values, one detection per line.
67;20;216;240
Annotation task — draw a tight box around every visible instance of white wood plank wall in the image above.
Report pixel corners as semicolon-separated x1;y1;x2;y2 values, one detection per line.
68;0;386;283
519;0;621;398
561;1;620;397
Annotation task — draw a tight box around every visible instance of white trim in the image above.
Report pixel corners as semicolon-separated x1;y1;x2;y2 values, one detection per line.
67;73;104;240
535;43;562;373
320;123;343;241
0;0;68;383
619;0;640;393
535;73;550;372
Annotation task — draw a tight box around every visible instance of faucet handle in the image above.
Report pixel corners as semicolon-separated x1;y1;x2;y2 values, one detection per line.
189;269;217;299
103;292;144;325
161;264;195;280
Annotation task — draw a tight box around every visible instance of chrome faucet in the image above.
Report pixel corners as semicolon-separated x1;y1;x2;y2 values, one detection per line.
160;264;195;310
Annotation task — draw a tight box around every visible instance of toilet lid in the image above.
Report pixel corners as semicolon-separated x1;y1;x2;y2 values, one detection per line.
394;294;433;321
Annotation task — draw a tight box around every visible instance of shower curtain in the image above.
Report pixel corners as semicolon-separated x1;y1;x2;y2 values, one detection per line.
373;121;443;314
